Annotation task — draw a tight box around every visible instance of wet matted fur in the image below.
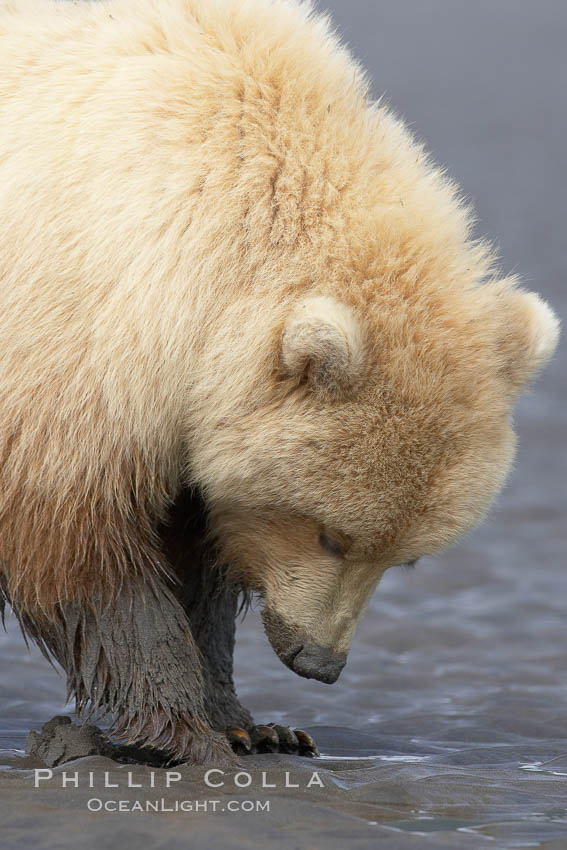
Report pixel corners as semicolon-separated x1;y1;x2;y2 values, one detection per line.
1;489;249;764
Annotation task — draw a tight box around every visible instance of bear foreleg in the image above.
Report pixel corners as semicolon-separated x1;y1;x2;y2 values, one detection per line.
164;489;319;757
5;577;237;766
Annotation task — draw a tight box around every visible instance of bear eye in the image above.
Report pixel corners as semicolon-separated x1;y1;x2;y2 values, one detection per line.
319;532;344;557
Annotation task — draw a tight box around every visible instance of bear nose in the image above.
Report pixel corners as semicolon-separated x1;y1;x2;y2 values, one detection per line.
291;643;347;684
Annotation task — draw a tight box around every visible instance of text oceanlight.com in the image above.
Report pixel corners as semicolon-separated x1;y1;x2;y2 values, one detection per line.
87;798;271;813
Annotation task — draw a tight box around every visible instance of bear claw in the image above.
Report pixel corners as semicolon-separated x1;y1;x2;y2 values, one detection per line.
250;724;280;753
227;724;318;757
290;728;319;756
226;727;252;754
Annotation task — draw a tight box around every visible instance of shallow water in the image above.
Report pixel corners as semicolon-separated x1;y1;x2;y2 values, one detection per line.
1;0;566;847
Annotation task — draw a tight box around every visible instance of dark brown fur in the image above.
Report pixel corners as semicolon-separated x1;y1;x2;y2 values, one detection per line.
0;488;252;764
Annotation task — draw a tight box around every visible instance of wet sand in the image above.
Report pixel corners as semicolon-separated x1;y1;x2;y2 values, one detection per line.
1;0;565;847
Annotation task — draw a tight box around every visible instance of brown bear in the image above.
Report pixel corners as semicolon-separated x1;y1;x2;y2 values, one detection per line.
0;0;559;765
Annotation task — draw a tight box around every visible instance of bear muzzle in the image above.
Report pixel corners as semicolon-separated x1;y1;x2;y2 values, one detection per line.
262;607;347;684
289;642;347;684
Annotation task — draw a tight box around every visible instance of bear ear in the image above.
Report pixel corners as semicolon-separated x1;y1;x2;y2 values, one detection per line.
281;296;365;394
493;286;560;393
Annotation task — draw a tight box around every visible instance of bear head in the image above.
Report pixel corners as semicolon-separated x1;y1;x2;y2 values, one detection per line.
199;282;559;684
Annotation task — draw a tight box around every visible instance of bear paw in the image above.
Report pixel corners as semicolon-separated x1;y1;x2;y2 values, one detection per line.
26;715;116;767
227;724;318;756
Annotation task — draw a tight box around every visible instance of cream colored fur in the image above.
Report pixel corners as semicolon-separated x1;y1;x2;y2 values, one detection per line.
282;296;366;393
0;0;559;662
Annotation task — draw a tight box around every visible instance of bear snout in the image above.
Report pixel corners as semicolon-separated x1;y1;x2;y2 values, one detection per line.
291;643;347;684
262;607;347;683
